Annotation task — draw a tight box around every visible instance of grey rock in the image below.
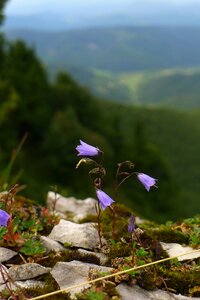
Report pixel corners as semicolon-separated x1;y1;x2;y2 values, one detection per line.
77;249;108;265
47;192;97;221
160;242;200;261
116;284;200;300
135;216;146;225
40;236;65;254
15;280;45;289
51;260;112;298
49;219;105;250
0;247;18;263
8;263;51;281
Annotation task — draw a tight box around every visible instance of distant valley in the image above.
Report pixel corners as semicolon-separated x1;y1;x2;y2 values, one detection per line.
4;26;200;109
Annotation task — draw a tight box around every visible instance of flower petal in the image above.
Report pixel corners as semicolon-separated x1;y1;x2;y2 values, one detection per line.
76;140;100;156
96;189;115;210
137;173;157;191
0;209;10;227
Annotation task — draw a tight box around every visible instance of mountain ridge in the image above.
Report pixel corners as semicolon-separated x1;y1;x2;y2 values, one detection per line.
4;1;200;30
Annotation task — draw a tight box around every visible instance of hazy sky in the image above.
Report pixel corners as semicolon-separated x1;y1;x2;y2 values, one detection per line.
5;0;198;15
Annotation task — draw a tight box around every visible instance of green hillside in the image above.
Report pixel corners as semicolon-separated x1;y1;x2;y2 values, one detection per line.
80;67;200;109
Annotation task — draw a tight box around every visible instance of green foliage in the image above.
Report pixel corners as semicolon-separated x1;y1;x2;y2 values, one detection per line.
77;290;106;300
0;227;8;239
20;238;46;256
136;247;148;258
189;229;200;247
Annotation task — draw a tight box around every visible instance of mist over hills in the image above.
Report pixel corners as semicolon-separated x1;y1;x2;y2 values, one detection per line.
4;1;200;30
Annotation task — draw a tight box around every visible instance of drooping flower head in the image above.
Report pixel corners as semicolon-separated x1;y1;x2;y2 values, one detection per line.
128;214;135;234
137;173;157;191
96;189;115;210
76;140;100;157
0;209;10;227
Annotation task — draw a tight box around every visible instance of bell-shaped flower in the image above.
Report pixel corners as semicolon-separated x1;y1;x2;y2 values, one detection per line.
96;189;115;210
137;173;157;191
76;140;100;157
128;214;135;233
0;209;10;227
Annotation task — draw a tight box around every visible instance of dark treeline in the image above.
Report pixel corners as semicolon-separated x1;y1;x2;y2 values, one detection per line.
0;2;199;223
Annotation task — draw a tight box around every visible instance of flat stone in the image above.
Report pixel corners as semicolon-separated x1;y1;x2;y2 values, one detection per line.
40;236;66;254
160;242;200;261
135;216;146;225
0;247;18;263
51;260;112;298
8;263;51;281
49;219;105;250
77;249;108;265
47;192;97;222
116;284;200;300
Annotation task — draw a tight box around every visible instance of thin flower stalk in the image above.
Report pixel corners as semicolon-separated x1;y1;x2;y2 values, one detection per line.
76;140;106;247
128;214;136;265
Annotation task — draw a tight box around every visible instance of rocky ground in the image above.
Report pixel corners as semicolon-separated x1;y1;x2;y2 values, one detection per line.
0;191;199;299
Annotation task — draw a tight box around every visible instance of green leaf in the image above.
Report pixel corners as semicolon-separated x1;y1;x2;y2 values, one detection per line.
0;227;8;239
136;247;148;257
20;239;45;256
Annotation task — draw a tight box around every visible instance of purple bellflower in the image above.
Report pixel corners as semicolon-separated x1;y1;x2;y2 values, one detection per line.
137;173;157;191
0;209;10;227
128;214;135;234
96;189;115;210
76;140;100;157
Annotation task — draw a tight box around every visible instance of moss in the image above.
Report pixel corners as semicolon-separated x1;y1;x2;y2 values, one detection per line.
108;241;132;261
76;281;120;300
137;268;158;290
0;274;71;300
76;289;106;300
189;285;200;297
145;226;189;244
21;273;71;300
39;249;101;268
79;214;98;223
24;274;71;299
157;266;200;295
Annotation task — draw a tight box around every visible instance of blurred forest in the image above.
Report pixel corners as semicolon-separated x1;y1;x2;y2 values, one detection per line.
0;1;199;223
